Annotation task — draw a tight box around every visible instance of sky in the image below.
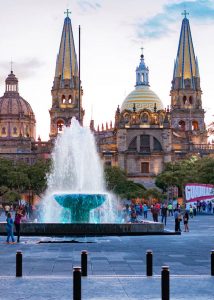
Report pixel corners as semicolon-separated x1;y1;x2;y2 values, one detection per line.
0;0;214;140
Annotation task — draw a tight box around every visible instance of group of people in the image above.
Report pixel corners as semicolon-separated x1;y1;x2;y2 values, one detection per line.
123;203;149;223
5;208;24;244
123;200;207;233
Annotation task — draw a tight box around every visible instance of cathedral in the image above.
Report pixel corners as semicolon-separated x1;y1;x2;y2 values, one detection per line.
0;12;212;188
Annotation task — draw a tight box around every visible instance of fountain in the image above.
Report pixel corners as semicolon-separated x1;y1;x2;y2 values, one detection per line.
43;118;114;224
53;193;106;223
34;118;165;235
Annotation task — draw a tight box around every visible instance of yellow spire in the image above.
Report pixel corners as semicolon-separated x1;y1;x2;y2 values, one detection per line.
173;12;199;89
54;11;78;86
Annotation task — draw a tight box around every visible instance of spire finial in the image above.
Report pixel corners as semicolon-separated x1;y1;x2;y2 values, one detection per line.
141;47;144;55
182;10;189;19
10;58;13;73
64;9;71;18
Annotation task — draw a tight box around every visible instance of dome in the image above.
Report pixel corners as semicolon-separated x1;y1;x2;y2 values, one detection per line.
0;96;35;116
121;85;164;112
0;71;36;139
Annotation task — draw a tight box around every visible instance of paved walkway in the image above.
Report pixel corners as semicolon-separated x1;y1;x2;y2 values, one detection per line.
0;214;214;299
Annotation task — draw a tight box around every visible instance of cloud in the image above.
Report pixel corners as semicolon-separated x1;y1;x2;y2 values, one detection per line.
0;58;44;82
136;0;214;39
77;0;102;13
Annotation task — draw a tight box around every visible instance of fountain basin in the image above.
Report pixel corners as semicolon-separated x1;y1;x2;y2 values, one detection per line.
54;193;107;223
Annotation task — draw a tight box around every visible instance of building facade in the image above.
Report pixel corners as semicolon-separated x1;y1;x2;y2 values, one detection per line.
0;13;213;187
95;14;211;187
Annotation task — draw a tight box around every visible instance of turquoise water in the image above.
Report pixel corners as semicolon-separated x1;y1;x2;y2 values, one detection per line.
54;193;107;223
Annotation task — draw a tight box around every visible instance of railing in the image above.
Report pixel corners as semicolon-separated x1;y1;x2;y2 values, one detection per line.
191;144;214;153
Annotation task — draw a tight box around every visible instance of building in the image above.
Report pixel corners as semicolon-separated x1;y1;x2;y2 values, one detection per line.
0;12;213;187
95;13;211;187
49;11;84;138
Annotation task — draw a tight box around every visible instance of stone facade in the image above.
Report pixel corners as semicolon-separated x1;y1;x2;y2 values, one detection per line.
0;13;213;188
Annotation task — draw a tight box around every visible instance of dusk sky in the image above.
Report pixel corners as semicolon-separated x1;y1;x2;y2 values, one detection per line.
0;0;214;140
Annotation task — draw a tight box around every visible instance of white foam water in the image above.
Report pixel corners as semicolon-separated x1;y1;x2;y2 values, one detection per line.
42;118;116;223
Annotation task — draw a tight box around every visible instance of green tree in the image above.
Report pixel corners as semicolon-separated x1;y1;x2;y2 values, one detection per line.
155;156;214;197
104;166;146;198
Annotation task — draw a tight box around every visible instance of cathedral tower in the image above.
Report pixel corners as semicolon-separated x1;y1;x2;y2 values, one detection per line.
170;12;206;141
49;11;84;138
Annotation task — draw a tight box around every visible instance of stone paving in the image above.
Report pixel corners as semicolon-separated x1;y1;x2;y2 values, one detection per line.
0;214;214;299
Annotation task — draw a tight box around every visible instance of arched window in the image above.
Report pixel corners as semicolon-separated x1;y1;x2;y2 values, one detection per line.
142;113;148;123
124;114;129;123
1;127;6;134
68;95;72;104
13;127;17;134
178;120;185;131
153;137;162;151
57;120;64;132
25;126;29;137
183;96;187;104
128;137;137;151
140;135;150;152
61;95;66;104
189;96;193;105
192;120;199;131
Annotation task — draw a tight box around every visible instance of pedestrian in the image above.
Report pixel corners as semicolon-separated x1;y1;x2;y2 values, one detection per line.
183;212;189;232
168;203;173;216
174;209;181;232
130;209;137;223
161;204;168;226
189;205;193;218
193;204;197;216
6;212;15;244
14;210;23;243
151;205;159;222
143;204;148;219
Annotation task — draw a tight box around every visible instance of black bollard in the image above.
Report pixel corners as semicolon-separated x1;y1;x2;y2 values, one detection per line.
146;250;153;276
16;250;22;277
161;266;170;300
81;250;88;277
211;250;214;276
73;267;81;300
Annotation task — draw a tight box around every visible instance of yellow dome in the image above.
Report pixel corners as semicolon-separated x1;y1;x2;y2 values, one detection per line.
121;85;164;112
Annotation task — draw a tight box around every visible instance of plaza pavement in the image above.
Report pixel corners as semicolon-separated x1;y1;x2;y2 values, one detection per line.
0;213;214;299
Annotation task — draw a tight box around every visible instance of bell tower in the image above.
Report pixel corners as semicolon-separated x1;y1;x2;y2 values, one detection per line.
49;10;84;138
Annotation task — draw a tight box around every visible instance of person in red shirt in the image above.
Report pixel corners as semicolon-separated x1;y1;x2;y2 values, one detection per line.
14;210;23;243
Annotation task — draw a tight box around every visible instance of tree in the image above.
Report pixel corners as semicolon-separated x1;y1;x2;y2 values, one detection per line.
155;156;214;197
104;166;146;198
0;158;51;204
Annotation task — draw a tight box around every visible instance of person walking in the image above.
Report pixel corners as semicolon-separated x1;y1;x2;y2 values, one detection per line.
183;212;189;232
151;205;159;222
143;204;148;219
161;204;168;226
174;209;181;232
6;212;15;244
168;203;173;216
14;210;23;243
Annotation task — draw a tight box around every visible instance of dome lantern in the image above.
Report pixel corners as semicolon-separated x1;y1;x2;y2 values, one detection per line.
5;71;19;94
121;50;163;112
135;48;149;87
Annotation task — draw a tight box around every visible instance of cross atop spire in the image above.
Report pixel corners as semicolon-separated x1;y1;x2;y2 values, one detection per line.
182;10;189;19
64;9;71;18
10;59;13;73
